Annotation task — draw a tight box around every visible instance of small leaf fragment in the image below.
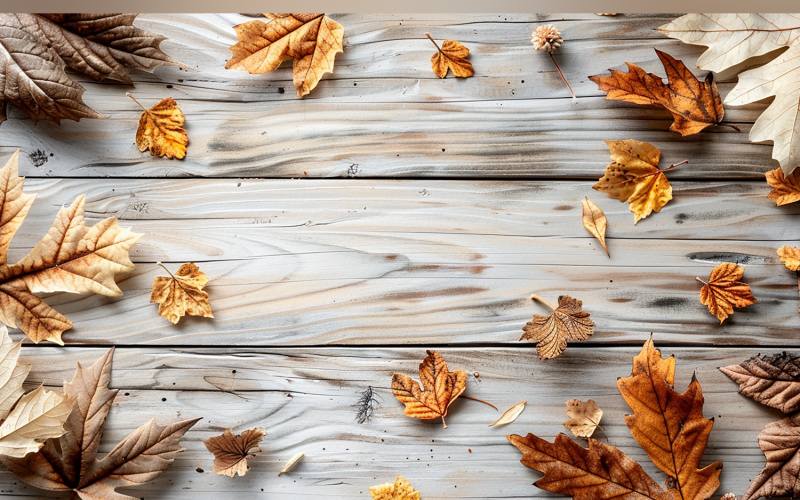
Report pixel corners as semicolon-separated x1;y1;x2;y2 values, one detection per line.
778;246;800;271
489;401;526;427
278;451;304;476
766;167;800;206
370;475;421;500
581;197;609;257
563;399;603;438
204;427;267;477
129;94;188;159
696;263;757;324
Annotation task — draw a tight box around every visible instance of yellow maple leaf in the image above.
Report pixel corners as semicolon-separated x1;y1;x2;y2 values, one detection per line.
696;263;757;324
150;262;213;324
425;33;474;78
128;93;188;159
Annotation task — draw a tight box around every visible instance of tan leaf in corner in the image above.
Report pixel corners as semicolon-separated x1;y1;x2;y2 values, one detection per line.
226;14;344;98
392;350;467;429
741;414;800;500
563;399;603;438
370;475;421;500
204;427;267;477
489;401;526;427
581;197;609;257
128;94;188;159
696;263;757;324
150;262;213;324
426;33;474;78
521;295;594;359
766;168;800;206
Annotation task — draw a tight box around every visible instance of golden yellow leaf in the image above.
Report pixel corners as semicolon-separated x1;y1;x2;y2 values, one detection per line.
426;33;474;78
370;475;421;500
581;197;609;257
128;93;188;160
521;295;594;359
150;262;213;324
225;14;344;98
766;167;800;206
563;399;603;438
489;401;526;427
204;427;267;477
391;350;467;429
696;263;757;324
778;246;800;272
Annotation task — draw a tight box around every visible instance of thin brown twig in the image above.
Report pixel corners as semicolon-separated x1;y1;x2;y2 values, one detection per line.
126;92;146;111
530;294;556;311
549;53;575;99
460;395;498;411
424;33;441;53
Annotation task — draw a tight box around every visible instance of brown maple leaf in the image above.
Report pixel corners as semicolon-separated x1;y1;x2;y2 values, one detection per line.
0;348;200;500
589;49;725;136
425;33;474;78
521;295;594;359
0;151;142;344
150;262;213;324
742;413;800;500
696;262;757;324
204;427;267;477
225;14;344;98
370;475;421;500
128;94;188;160
563;399;603;438
766;167;800;206
391;350;467;429
721;352;800;414
618;337;722;500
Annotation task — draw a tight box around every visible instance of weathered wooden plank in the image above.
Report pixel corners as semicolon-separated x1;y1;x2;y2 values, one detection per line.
0;346;784;499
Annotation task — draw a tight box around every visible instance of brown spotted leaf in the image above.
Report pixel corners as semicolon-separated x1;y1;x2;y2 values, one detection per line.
697;263;757;324
204;428;266;477
521;295;594;359
767;168;800;206
721;353;800;414
150;262;213;324
426;34;474;78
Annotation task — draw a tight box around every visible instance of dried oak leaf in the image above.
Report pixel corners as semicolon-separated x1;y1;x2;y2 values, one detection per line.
521;295;594;360
129;94;188;160
618;337;722;500
659;14;800;175
204;427;267;477
391;350;467;429
581;197;609;257
426;33;474;78
742;413;800;500
0;348;200;500
226;14;344;98
370;475;420;500
766;168;800;206
0;151;142;344
696;263;757;324
721;352;800;414
589;49;724;136
0;325;73;457
150;262;213;324
593;139;678;224
563;399;603;438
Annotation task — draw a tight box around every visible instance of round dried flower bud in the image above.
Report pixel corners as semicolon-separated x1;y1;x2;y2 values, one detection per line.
720;494;736;500
532;24;563;54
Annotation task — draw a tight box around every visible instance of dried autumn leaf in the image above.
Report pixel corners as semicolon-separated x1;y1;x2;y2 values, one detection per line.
766;168;800;206
590;49;724;136
659;14;800;175
0;151;142;344
370;475;421;500
489;401;526;427
278;451;304;476
391;350;467;429
128;94;188;160
204;427;266;477
226;14;344;98
778;246;800;272
742;413;800;500
0;348;200;500
581;197;609;257
563;399;603;438
593;140;682;224
521;295;594;360
696;263;757;324
721;352;800;414
618;337;722;500
150;262;213;324
425;33;474;78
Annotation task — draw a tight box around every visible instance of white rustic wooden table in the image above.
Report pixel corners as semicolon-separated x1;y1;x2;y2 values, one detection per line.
0;12;795;500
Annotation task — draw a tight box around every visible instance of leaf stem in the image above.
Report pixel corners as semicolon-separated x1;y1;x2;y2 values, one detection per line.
126;92;146;111
530;294;556;311
695;277;708;286
549;53;576;99
719;122;741;132
660;160;689;173
460;395;498;411
425;33;442;53
157;261;175;279
441;415;447;429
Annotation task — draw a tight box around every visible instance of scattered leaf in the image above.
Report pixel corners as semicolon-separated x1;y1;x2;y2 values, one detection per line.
563;399;603;438
618;337;722;500
370;475;421;500
425;33;474;78
778;246;800;272
204;427;267;477
742;414;800;500
659;14;800;175
696;263;757;324
225;14;344;98
589;49;724;136
0;151;142;344
581;197;609;257
766;167;800;206
0;348;200;499
278;451;304;476
128;94;188;160
150;262;213;324
489;401;526;427
721;352;800;414
391;350;467;429
521;295;594;359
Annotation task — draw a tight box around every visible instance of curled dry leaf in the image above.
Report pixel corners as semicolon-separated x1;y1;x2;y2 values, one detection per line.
226;14;344;98
766;168;800;206
128;94;188;160
150;262;213;324
589;49;724;136
204;427;267;477
426;33;474;78
721;352;800;414
563;399;603;438
521;295;594;359
742;413;800;500
581;197;609;257
391;350;467;429
370;475;421;500
489;401;526;427
278;451;304;476
696;263;757;324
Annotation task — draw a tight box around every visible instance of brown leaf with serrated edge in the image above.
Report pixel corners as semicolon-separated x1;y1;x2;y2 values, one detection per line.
521;295;594;359
150;262;213;324
0;151;142;344
581;197;609;257
129;94;188;160
767;168;800;206
225;14;343;98
370;475;421;500
391;350;466;429
589;49;724;136
563;399;603;438
696;262;757;324
721;352;800;414
507;433;678;500
618;337;722;500
741;413;800;500
204;428;267;477
0;348;200;500
426;33;474;78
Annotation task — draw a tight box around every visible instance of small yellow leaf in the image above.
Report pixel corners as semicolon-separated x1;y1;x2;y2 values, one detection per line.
489;401;526;427
370;475;421;500
150;262;213;324
129;93;188;160
563;398;603;438
778;246;800;271
766;168;800;206
697;263;757;324
426;33;474;78
581;197;609;257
